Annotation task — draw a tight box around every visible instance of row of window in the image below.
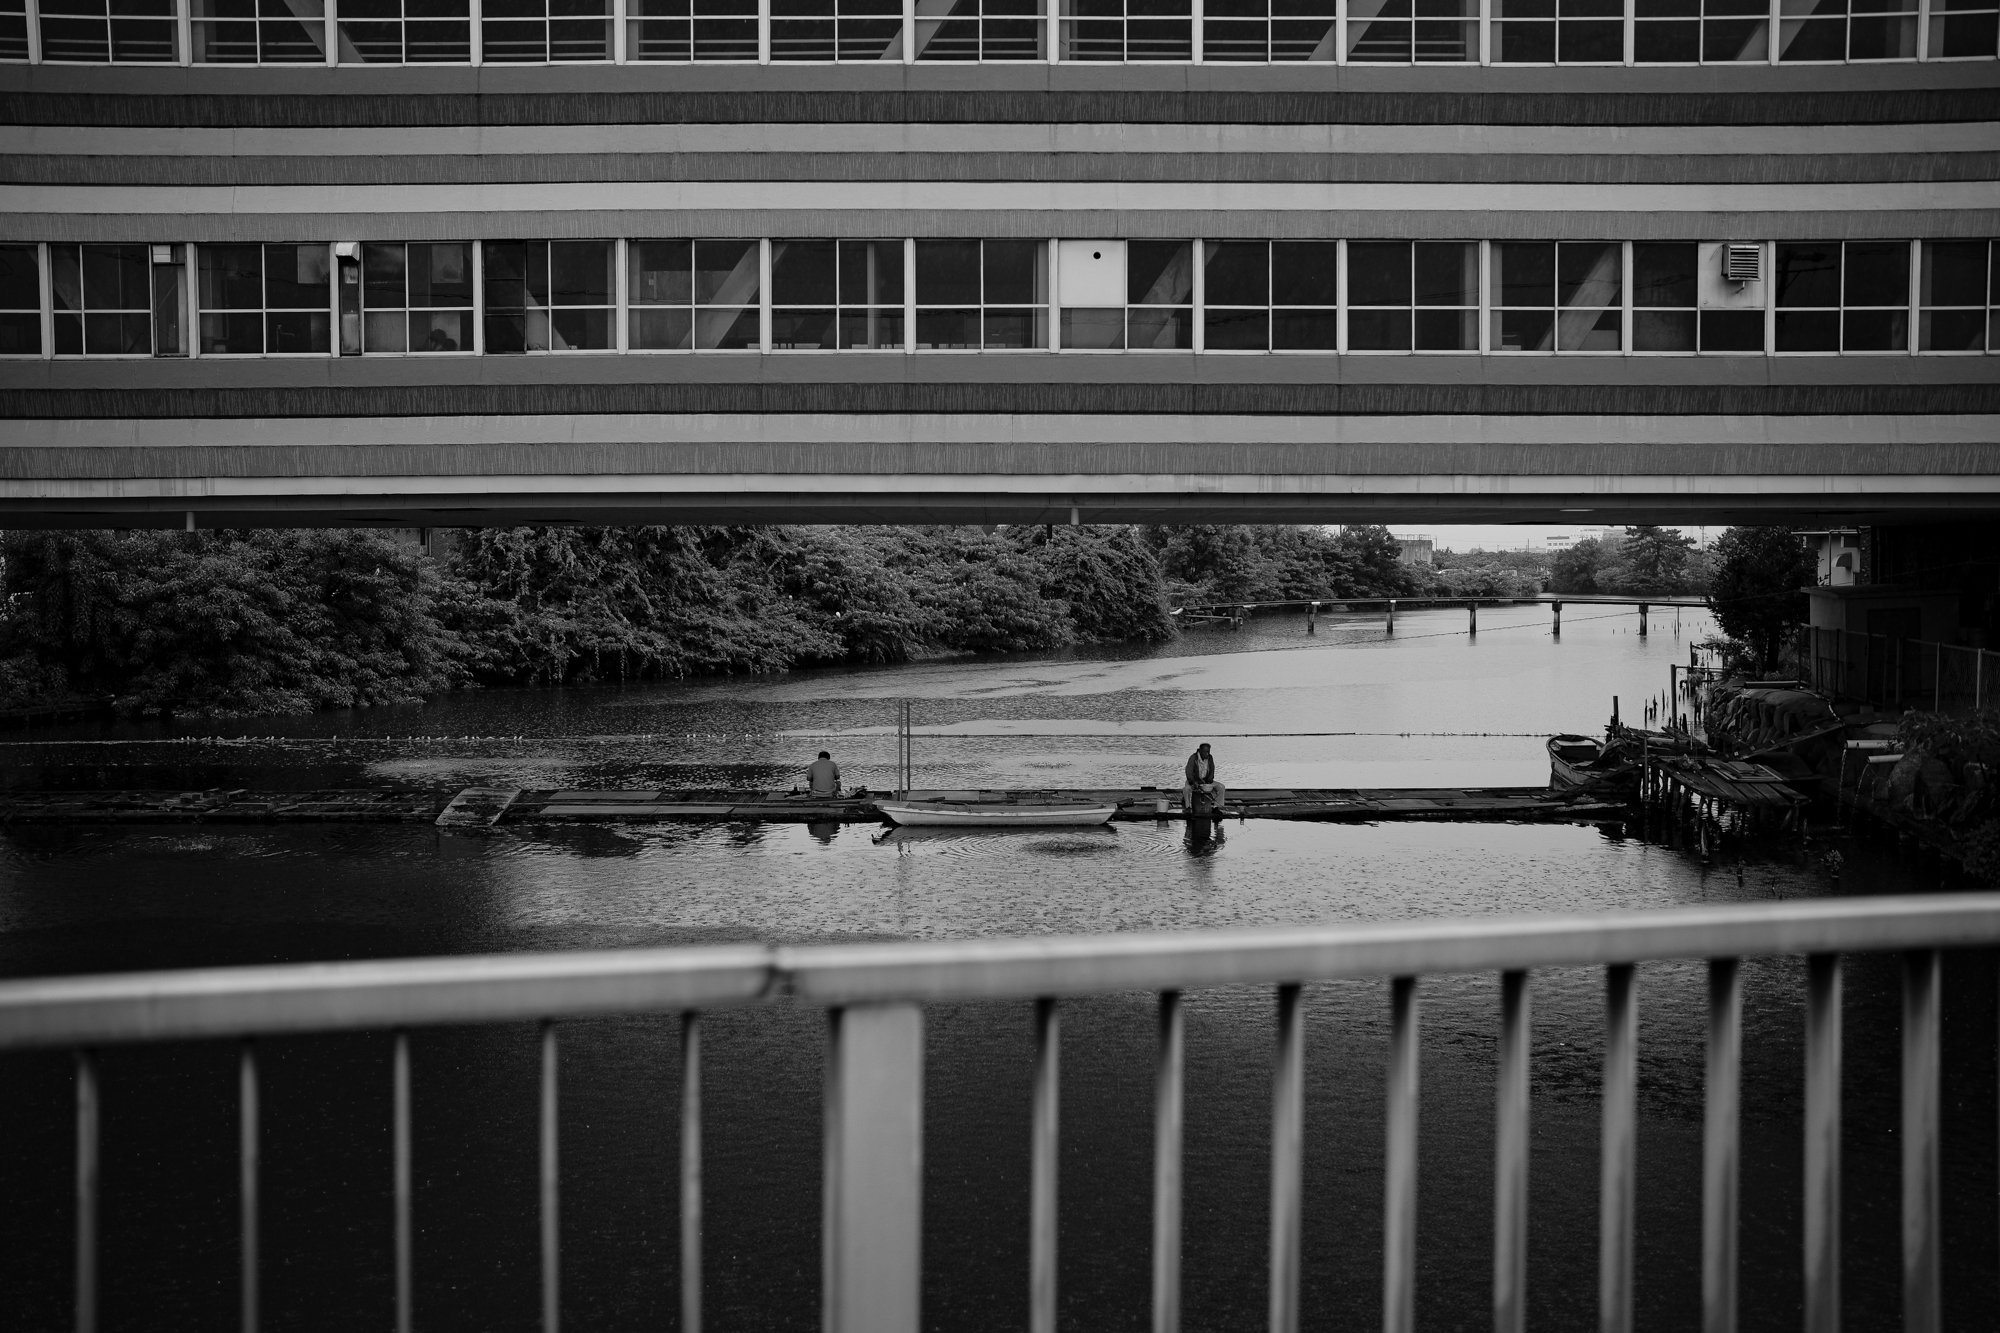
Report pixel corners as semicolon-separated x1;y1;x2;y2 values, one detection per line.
2;238;1994;357
4;0;1993;63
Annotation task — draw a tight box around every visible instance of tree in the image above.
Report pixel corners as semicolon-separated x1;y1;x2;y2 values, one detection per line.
1549;538;1612;594
1606;525;1697;595
1707;527;1814;672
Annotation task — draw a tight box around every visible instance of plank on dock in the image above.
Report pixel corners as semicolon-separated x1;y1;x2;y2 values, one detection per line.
436;788;522;828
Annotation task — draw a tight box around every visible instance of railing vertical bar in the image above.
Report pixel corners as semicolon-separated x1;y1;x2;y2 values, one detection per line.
75;1048;98;1333
1030;997;1060;1333
1268;983;1303;1333
1493;971;1530;1333
241;1041;259;1333
1152;990;1184;1333
1703;959;1741;1333
1903;950;1941;1333
1384;976;1419;1333
1803;953;1841;1333
681;1011;702;1333
393;1031;412;1333
1599;964;1636;1333
541;1021;559;1333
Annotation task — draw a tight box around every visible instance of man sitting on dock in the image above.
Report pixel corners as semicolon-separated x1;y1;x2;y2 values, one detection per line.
1182;742;1228;816
806;751;842;799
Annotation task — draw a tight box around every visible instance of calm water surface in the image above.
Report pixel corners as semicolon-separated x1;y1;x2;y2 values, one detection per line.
0;605;1992;1332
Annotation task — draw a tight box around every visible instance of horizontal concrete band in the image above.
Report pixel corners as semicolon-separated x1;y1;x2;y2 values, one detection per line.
18;209;1991;244
7;382;1997;420
12;151;1997;188
17;411;1986;450
2;441;1996;481
6;85;1997;130
18;122;1994;158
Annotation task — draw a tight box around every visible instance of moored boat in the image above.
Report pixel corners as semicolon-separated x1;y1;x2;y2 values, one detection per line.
875;800;1118;827
1548;734;1611;788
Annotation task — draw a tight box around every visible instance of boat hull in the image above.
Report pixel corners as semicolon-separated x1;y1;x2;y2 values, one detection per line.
876;801;1118;827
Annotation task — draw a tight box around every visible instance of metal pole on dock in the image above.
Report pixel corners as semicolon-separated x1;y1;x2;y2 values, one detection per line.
1386;600;1395;636
1552;600;1561;638
1468;603;1478;636
1638;604;1649;638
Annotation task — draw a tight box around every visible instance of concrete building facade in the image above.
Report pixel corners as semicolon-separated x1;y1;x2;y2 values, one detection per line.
0;17;1994;530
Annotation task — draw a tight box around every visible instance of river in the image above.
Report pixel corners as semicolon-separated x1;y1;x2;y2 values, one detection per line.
0;603;1992;1332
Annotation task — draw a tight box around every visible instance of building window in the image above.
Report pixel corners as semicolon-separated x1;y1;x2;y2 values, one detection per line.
1062;0;1192;60
1634;0;1770;59
337;0;472;61
51;243;152;355
1918;240;1994;352
1777;0;1918;59
1347;241;1477;351
1494;0;1624;60
1775;240;1908;352
771;240;902;350
913;241;1048;350
626;0;758;57
1489;241;1621;351
1198;241;1341;350
1929;0;1998;57
37;0;178;60
482;241;614;353
0;245;39;356
193;0;328;61
0;0;29;60
482;0;611;60
1125;241;1194;349
198;244;332;355
361;242;474;353
1630;241;1765;352
913;0;1045;58
1201;0;1339;61
628;239;761;350
768;0;901;59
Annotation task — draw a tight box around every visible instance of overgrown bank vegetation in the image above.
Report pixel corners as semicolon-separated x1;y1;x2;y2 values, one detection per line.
0;523;1420;717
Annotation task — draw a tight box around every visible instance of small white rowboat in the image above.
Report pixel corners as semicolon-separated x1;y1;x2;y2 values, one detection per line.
876;800;1118;828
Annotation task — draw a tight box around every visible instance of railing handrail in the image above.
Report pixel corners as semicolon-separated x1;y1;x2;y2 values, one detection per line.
5;892;1998;1049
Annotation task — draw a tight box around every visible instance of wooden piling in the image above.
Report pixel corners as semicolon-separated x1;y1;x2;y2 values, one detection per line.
1639;604;1649;638
1552;600;1562;638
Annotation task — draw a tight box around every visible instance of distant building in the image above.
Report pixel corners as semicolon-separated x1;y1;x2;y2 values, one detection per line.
1397;536;1434;567
1543;535;1576;552
1800;529;1863;587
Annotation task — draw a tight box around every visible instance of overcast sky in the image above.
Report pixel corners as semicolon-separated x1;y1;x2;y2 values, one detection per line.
1381;524;1718;552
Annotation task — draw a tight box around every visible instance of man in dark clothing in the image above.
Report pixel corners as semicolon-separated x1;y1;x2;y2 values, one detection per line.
806;751;842;798
1182;742;1227;814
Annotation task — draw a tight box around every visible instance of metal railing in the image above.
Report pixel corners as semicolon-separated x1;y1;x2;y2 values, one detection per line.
4;892;1998;1333
1800;624;1998;716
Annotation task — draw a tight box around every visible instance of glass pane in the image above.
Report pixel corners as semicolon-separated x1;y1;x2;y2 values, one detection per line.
1928;10;1998;58
1919;308;1985;352
696;306;759;350
411;242;472;307
915;240;979;306
1634;19;1699;59
1203;307;1268;350
839;308;903;349
1774;309;1839;351
983;307;1046;349
772;240;836;305
1557;16;1621;57
263;243;329;309
483;242;529;311
1414;242;1476;306
549;241;611;306
52;244;83;313
1271;309;1338;350
1634;309;1697;351
1701;308;1764;352
0;245;38;311
1348;307;1411;351
1558;242;1621;307
634;306;694;349
1842;240;1909;308
201;310;264;353
1413;307;1476;350
1774;242;1839;308
410;309;470;351
84;310;149;354
1557;306;1620;351
1842;308;1906;351
1702;15;1766;56
695;239;759;304
365;309;407;351
771;307;837;348
1128;241;1193;306
363;242;407;310
1061;307;1124;349
200;245;265;311
1348;242;1410;306
1202;241;1268;307
1270;241;1338;306
1493;242;1555;308
1494;308;1555;351
0;312;43;356
267;308;330;352
1128;306;1192;349
632;239;694;305
1633;242;1697;307
1498;18;1555;57
551;307;609;349
82;243;150;310
914;308;978;348
984;240;1047;306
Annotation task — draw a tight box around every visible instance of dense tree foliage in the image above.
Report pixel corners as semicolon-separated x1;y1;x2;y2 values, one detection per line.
1548;527;1711;597
1146;524;1418;604
1707;526;1814;671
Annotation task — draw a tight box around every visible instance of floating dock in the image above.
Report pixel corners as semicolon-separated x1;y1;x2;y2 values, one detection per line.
0;785;1628;827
